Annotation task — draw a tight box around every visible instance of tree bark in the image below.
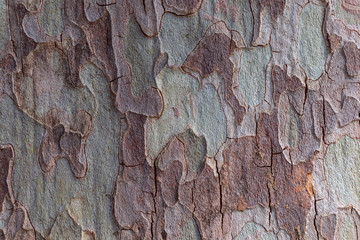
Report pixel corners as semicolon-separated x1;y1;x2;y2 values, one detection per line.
0;0;359;239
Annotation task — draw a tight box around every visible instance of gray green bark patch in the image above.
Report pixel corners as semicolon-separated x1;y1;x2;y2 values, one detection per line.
0;0;9;52
39;0;64;37
148;67;226;159
239;45;271;106
296;3;326;80
177;129;207;172
325;136;360;209
125;16;160;97
286;104;300;149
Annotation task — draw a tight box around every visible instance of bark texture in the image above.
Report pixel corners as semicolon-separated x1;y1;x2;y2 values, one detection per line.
0;0;360;239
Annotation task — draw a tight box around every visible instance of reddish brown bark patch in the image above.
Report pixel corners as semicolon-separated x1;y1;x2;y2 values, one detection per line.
193;163;222;239
259;0;286;20
156;137;187;208
342;0;360;16
131;0;163;37
39;109;91;178
256;111;313;240
115;112;156;239
84;0;105;22
328;34;342;52
60;132;86;176
113;75;164;117
63;0;115;84
324;100;337;135
272;153;313;240
7;207;30;239
8;3;37;59
272;65;306;114
183;32;246;124
154;138;188;239
114;163;155;239
123;112;147;166
0;54;16;73
319;214;337;240
343;41;360;77
0;54;16;100
338;96;360;127
158;160;183;207
39;124;65;173
221;137;270;211
64;0;87;25
62;31;91;87
86;11;117;80
154;137;222;239
257;110;282;152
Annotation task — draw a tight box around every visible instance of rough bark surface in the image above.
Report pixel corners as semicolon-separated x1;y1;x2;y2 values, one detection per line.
0;0;360;239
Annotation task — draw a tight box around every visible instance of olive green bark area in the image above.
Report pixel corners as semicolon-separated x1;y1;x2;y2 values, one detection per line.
147;67;226;159
0;0;9;52
125;16;161;97
39;0;64;36
285;104;300;149
324;136;360;209
338;214;357;240
296;3;327;80
238;45;271;106
159;12;209;67
177;218;201;240
160;0;253;67
177;129;207;172
48;210;82;239
234;222;278;240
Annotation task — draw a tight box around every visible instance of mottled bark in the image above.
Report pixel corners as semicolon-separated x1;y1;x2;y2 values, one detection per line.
1;0;360;239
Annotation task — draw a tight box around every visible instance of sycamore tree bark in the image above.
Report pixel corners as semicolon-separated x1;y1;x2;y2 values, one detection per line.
0;0;359;239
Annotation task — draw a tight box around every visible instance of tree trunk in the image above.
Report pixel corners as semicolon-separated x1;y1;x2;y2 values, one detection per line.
0;0;358;239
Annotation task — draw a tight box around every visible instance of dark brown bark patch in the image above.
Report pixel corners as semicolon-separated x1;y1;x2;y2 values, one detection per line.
0;145;14;212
